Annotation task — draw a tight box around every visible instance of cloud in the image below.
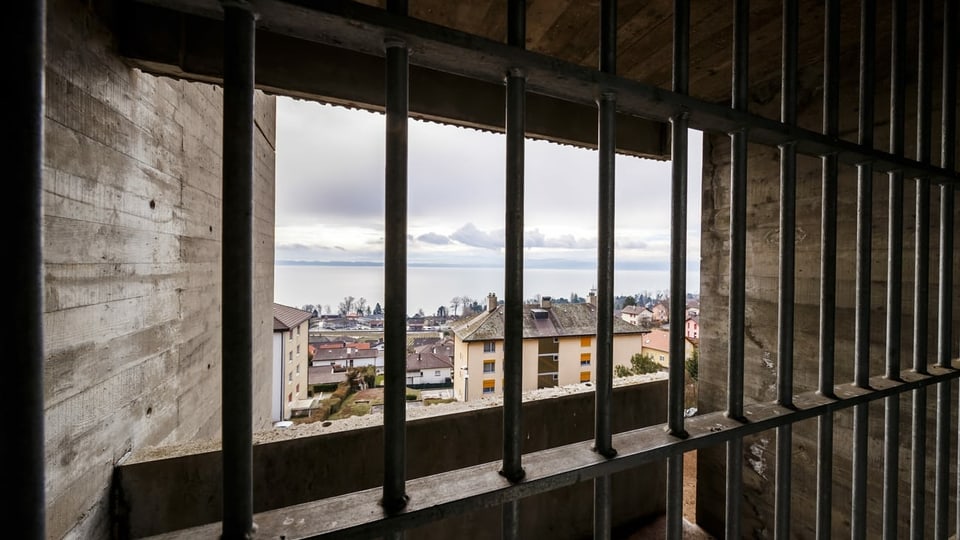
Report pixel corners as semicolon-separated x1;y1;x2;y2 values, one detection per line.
417;232;451;245
450;223;504;249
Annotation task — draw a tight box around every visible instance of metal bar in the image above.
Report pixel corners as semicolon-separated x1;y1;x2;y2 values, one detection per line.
220;3;256;537
382;30;410;516
593;5;617;540
501;4;526;539
667;0;690;439
666;4;690;539
852;2;876;538
145;363;960;540
594;3;617;539
501;0;526;488
594;1;617;462
774;2;798;538
11;0;45;537
911;1;933;536
935;1;956;536
136;0;960;186
726;1;749;537
816;3;840;536
882;2;906;538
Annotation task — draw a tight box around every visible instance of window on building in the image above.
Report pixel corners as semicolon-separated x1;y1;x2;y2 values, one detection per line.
483;341;496;353
287;393;292;403
288;371;293;383
580;371;591;383
482;379;495;394
288;351;293;363
483;360;495;373
580;336;591;347
296;344;300;354
580;353;591;366
296;364;300;375
434;370;441;376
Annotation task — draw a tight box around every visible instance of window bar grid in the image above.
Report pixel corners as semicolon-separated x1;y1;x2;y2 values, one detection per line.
726;0;749;537
666;2;690;538
775;0;798;537
13;0;46;538
220;2;256;537
852;1;876;537
594;1;617;537
382;0;410;521
882;1;907;538
936;0;957;536
911;0;933;536
501;1;526;538
816;1;840;537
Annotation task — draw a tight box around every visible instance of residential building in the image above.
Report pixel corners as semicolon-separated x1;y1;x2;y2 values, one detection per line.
684;315;700;340
405;350;454;386
451;294;648;401
272;303;313;422
640;328;695;369
620;304;653;326
650;302;669;323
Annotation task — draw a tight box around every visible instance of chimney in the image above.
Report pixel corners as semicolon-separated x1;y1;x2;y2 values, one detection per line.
541;296;552;309
487;292;498;312
588;289;597;306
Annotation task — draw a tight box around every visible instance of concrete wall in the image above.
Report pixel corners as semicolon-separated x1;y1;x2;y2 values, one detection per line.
43;1;276;537
695;10;960;536
116;379;669;539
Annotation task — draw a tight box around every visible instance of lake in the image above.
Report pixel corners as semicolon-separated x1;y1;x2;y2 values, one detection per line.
274;263;698;316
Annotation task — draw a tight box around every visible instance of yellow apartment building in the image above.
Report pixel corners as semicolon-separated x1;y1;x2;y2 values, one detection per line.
452;294;648;401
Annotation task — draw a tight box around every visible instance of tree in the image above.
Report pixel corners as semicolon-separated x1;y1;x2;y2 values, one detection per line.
338;296;355;316
614;365;633;378
355;297;368;315
622;296;637;307
629;352;662;375
449;297;462;317
301;304;317;314
373;302;382;316
685;347;699;381
437;305;447;318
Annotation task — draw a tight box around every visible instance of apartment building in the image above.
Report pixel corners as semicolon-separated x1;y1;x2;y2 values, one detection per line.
451;294;647;401
272;303;313;422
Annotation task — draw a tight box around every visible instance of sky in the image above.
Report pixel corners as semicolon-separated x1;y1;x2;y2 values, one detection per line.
274;96;703;275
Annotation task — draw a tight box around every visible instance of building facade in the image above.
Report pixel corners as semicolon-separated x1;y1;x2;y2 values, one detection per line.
272;304;313;422
452;295;647;401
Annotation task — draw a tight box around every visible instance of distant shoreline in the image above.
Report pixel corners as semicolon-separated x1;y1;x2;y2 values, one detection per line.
275;259;698;272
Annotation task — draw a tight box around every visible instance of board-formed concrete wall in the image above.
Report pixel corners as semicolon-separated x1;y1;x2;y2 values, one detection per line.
695;19;960;538
43;0;276;537
116;380;669;539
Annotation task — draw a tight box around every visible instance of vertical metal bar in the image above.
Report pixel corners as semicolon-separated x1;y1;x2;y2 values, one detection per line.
911;1;933;537
727;1;749;538
668;0;690;439
935;2;956;537
775;1;798;537
382;0;410;519
594;3;617;539
501;3;526;538
882;2;906;539
594;0;617;462
221;2;256;538
852;2;876;538
666;3;690;539
816;3;840;538
12;0;45;538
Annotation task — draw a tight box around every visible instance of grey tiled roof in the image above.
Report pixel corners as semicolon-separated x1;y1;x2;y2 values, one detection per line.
273;303;314;331
451;303;648;342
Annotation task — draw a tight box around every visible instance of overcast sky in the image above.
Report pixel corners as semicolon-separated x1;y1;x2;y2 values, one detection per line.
275;96;703;271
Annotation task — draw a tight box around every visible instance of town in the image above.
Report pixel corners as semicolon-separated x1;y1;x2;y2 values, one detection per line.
271;289;701;426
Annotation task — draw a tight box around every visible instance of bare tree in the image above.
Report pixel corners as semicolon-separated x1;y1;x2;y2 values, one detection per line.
338;296;355;316
450;297;462;317
355;297;368;315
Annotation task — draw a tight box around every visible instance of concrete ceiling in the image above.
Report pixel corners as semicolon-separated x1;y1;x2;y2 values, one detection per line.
116;0;934;159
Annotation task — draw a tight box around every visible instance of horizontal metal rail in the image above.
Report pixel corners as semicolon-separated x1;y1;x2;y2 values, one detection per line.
142;362;960;540
134;0;958;185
